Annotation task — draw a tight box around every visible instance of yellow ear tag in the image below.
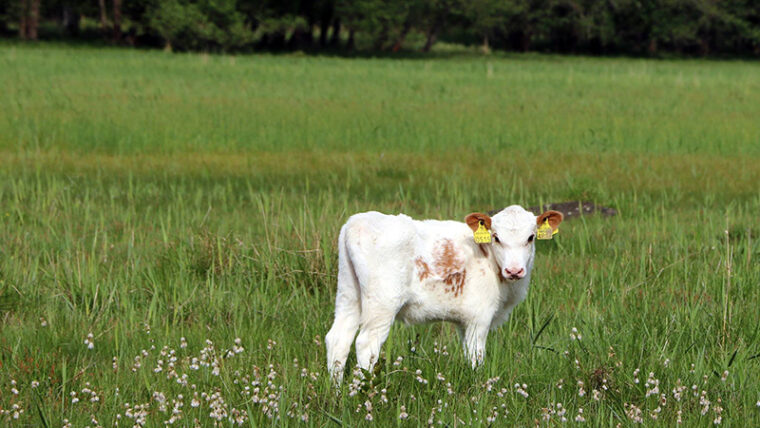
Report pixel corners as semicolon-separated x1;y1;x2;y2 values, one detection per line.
473;220;491;244
536;219;557;240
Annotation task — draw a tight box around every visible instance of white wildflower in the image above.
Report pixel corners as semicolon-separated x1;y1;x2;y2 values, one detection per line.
575;408;585;422
624;403;643;424
577;380;586;397
592;389;601;401
514;383;529;398
84;332;95;349
570;327;582;341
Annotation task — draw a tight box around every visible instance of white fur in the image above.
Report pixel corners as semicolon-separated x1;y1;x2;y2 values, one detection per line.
325;205;544;382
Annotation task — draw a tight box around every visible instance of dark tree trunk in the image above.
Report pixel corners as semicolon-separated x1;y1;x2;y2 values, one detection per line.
512;27;533;52
62;4;80;36
98;0;108;32
125;27;137;46
319;19;330;47
648;38;657;55
262;31;287;50
328;18;341;47
0;1;7;33
346;28;355;51
318;3;334;47
373;24;389;51
304;17;315;47
422;14;446;53
112;0;122;42
27;0;39;40
18;0;28;39
698;38;710;56
289;26;312;50
18;0;40;40
422;21;440;52
392;21;411;52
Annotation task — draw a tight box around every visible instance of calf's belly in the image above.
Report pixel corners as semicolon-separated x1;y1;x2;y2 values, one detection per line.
394;292;466;325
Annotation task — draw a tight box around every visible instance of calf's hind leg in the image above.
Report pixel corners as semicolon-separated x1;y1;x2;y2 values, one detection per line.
325;233;362;383
325;307;360;383
355;302;398;373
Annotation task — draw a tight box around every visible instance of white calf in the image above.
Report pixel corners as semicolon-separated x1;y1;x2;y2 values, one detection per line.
325;205;563;382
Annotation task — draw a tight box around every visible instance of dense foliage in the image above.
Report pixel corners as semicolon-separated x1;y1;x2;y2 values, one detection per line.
1;0;759;56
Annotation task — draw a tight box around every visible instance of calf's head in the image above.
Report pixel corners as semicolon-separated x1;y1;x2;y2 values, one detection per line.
465;206;563;281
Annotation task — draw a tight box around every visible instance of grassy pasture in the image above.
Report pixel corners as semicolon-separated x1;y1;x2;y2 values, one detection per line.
1;43;759;426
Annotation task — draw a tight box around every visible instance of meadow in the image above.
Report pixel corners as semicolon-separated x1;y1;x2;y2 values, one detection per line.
1;42;759;426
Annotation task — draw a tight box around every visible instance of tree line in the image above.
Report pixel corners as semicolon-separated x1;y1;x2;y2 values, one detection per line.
2;0;759;56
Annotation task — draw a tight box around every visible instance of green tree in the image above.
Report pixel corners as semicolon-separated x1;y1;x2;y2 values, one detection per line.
462;0;517;53
337;0;410;51
147;0;253;51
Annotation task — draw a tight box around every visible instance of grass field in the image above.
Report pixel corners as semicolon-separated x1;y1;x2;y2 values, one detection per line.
1;43;759;426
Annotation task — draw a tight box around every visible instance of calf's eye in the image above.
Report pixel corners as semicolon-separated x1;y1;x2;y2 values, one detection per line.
493;234;500;243
527;234;535;243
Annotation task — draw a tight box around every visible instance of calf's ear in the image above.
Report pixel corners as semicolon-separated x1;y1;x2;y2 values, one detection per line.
465;212;492;232
536;210;563;232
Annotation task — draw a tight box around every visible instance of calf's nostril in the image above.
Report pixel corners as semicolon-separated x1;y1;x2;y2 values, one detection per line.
504;267;525;278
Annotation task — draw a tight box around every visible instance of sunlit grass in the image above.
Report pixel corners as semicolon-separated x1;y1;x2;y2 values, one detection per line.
2;43;760;155
0;43;759;425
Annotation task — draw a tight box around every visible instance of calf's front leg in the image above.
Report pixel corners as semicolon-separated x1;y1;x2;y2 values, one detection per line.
459;322;490;368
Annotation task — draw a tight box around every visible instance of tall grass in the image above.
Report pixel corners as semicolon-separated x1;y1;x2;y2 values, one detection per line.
0;43;759;426
3;43;760;156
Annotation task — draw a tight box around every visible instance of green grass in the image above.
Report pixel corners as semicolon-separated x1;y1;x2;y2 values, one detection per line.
1;43;759;426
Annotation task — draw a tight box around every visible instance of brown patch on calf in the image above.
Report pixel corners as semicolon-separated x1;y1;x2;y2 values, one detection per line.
442;269;466;297
432;239;467;297
415;257;431;281
433;239;460;273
